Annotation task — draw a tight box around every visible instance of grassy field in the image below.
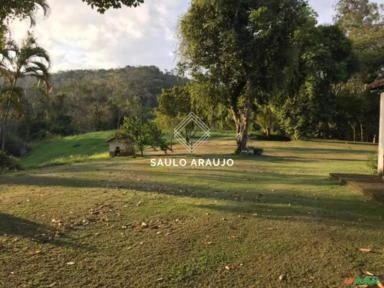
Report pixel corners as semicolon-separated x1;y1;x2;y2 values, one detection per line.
0;137;383;287
22;131;114;169
21;130;236;169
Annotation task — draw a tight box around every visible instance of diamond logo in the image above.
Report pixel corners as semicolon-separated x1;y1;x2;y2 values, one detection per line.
174;112;211;153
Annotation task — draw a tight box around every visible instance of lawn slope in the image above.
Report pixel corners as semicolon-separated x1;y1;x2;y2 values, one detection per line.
22;131;114;168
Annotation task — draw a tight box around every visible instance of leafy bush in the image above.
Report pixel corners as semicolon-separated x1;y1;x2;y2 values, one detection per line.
0;152;23;172
120;117;171;156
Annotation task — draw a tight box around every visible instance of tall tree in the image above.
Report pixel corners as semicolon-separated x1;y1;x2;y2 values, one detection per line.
0;34;50;151
179;0;315;152
336;0;384;80
276;25;356;139
157;86;191;130
333;0;383;141
335;0;381;33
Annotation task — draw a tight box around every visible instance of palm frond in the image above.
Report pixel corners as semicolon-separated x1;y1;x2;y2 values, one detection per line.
29;0;50;26
34;0;50;16
17;48;50;69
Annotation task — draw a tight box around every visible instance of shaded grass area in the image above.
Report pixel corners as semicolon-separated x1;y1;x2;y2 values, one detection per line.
0;139;383;287
22;131;114;168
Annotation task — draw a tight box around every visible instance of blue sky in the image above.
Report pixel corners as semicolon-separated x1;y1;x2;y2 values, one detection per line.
9;0;384;72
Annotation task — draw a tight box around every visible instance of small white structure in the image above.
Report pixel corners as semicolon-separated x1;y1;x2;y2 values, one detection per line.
106;137;135;157
368;79;384;175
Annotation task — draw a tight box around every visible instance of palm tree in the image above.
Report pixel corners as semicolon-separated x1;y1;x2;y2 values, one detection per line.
0;33;50;151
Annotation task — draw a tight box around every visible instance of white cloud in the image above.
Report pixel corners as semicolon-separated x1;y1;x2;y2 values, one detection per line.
7;0;384;72
8;0;188;72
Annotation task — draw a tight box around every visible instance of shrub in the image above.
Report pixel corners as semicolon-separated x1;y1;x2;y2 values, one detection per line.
0;152;23;172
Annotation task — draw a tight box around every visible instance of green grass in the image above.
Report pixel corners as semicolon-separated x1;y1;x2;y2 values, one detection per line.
0;137;383;287
22;131;114;168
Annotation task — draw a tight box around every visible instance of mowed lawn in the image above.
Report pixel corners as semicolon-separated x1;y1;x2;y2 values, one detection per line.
0;139;383;288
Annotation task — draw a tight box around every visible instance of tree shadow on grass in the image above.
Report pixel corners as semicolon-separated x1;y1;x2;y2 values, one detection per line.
0;171;383;230
0;170;335;196
194;196;384;229
269;146;372;155
0;212;89;249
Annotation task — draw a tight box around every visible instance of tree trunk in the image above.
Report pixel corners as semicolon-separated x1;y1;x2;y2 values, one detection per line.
0;123;5;152
228;79;248;153
1;89;14;152
116;112;122;129
351;124;356;142
232;105;250;153
169;133;174;150
360;122;364;142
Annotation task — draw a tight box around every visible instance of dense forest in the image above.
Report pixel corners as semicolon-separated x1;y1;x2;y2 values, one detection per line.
23;66;182;134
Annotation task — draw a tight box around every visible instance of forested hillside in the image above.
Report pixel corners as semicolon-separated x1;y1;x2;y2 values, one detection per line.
19;66;184;137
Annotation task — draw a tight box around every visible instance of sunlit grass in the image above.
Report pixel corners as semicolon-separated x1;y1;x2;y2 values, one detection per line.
42;152;111;167
1;136;382;287
22;131;114;168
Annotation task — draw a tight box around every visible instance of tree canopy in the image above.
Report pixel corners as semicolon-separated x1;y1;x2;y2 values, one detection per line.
336;0;384;80
179;0;317;151
0;0;49;23
0;0;144;22
82;0;144;13
277;25;356;139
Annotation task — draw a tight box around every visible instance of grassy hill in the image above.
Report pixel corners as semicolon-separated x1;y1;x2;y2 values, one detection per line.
22;131;114;168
